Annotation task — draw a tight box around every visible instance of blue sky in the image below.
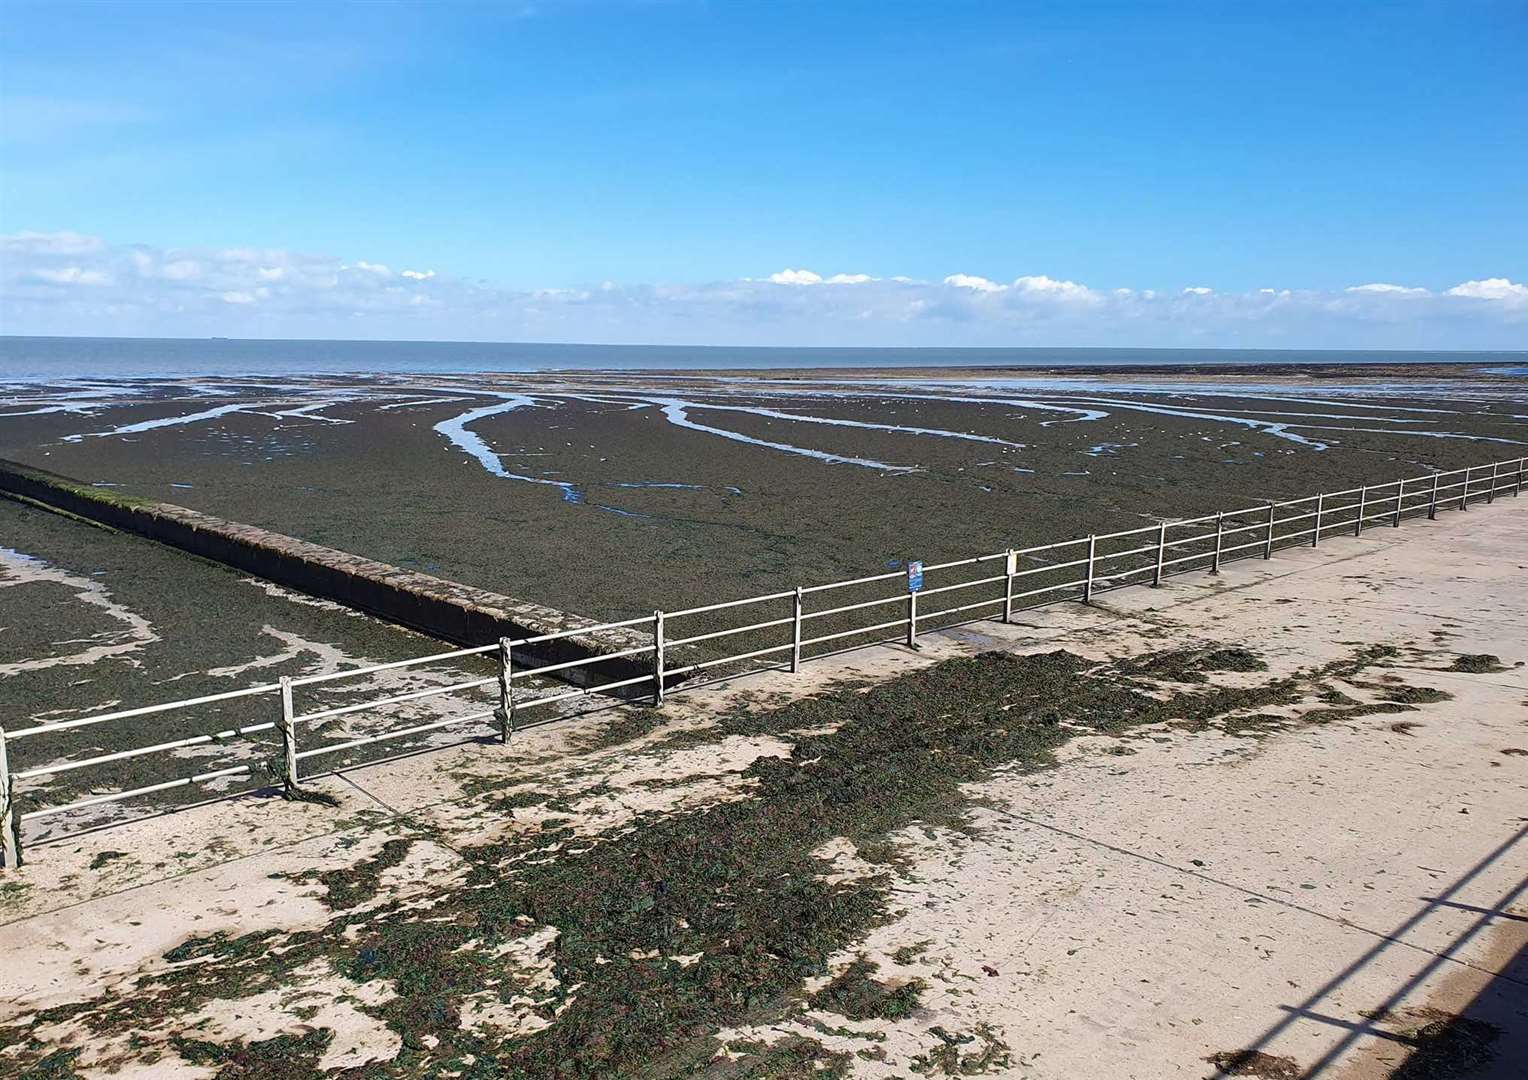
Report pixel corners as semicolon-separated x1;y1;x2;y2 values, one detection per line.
2;0;1525;346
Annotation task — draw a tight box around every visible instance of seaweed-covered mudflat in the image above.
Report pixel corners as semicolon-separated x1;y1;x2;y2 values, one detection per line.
4;364;1526;629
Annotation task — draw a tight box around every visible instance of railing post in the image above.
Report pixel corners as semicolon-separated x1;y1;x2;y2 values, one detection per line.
653;610;665;705
1312;494;1324;547
1392;479;1404;527
1083;534;1096;603
1487;462;1498;504
1429;472;1439;519
1263;503;1276;559
1516;457;1524;497
790;587;803;673
496;637;513;745
1153;522;1167;585
1002;549;1016;623
906;590;918;647
279;677;300;795
1460;466;1472;510
1355;485;1367;536
1;726;20;870
1211;512;1224;573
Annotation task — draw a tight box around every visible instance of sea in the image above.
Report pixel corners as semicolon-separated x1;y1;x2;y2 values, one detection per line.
2;336;1526;381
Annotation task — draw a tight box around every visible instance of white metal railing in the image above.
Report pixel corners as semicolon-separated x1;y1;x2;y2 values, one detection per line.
2;455;1523;868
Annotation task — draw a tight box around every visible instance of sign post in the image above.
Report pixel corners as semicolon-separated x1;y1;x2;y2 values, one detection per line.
906;561;923;647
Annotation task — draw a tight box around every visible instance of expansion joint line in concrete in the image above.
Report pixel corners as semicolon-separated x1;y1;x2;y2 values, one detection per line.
982;806;1528;988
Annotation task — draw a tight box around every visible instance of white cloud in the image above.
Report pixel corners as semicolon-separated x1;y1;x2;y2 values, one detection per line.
1182;286;1213;296
1446;277;1528;305
3;230;106;256
1347;283;1429;296
1012;275;1096;301
943;273;1004;292
160;259;202;281
3;231;1526;347
29;266;109;286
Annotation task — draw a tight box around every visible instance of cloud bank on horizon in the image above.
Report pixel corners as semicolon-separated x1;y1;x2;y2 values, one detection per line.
4;231;1525;349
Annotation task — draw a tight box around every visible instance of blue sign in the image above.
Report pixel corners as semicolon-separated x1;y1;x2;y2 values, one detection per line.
907;560;924;592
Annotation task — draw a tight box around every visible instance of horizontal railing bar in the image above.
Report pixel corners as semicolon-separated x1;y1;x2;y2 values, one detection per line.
1009;577;1088;602
508;641;657;678
14;721;277;779
1012;555;1092;578
920;551;1009;573
290;644;497;688
19;764;255;821
800;568;907;594
804;592;908;620
1093;541;1163;563
919;596;1005;620
9;683;281;740
799;616;911;649
510;672;659;711
665;616;795;648
664;590;795;618
664;642;797;677
295;676;499;724
916;572;1010;598
295;708;498;761
505;614;658;648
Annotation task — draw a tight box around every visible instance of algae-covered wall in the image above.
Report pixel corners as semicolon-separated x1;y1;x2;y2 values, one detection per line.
0;459;652;681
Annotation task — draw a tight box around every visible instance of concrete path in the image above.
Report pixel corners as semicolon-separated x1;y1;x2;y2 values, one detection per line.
2;498;1525;1078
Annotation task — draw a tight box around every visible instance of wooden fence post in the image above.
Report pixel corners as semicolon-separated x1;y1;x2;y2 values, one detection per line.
1211;512;1224;573
1429;472;1439;519
1263;503;1276;559
1392;479;1404;527
1153;522;1167;585
1355;486;1367;536
1002;550;1016;622
1083;535;1096;603
1313;494;1324;547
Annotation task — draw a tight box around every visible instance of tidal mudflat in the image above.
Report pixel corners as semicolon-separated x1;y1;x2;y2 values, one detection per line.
5;364;1525;631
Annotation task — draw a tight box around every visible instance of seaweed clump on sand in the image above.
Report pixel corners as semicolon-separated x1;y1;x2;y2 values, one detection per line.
1449;653;1509;674
809;957;925;1021
1111;646;1267;684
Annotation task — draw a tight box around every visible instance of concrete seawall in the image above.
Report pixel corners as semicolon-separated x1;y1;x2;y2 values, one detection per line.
0;459;652;683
